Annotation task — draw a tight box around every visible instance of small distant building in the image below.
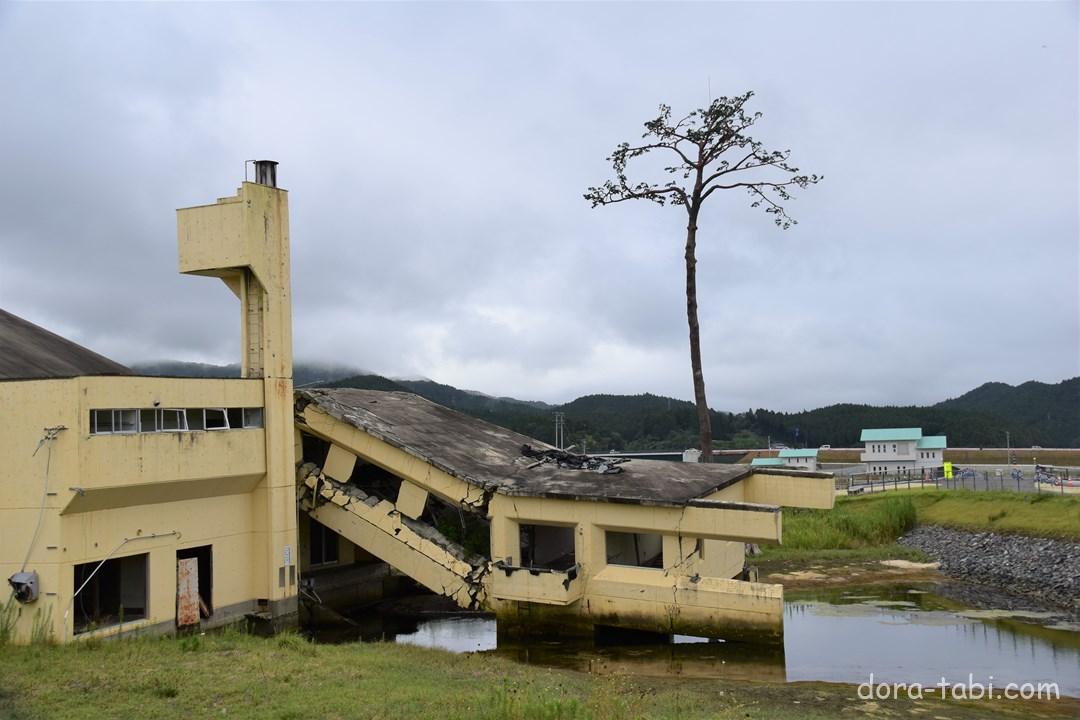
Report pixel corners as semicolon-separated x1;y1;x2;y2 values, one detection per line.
860;428;947;474
779;448;819;471
750;449;818;472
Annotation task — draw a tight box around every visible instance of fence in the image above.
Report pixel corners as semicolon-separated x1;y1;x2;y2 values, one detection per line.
835;465;1078;496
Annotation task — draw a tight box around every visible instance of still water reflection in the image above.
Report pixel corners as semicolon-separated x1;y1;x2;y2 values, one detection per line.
332;584;1080;696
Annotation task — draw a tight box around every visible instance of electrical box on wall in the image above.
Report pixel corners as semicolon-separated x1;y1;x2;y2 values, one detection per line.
8;571;39;604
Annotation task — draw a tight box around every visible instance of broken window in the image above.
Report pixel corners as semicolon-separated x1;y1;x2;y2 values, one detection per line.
204;408;228;430
519;523;576;571
605;531;663;569
242;407;264;428
309;518;340;566
73;553;148;633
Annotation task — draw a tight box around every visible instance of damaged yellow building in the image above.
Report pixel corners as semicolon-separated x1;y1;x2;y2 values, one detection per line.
296;389;833;643
2;164;834;645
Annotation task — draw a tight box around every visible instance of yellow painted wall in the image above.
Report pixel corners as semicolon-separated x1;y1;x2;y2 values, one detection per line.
0;378;274;642
2;174;298;644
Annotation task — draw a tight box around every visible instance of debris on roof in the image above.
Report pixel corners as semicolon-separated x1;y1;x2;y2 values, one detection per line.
520;444;629;474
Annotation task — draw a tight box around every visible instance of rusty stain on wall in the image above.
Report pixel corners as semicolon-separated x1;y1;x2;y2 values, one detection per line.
177;557;200;627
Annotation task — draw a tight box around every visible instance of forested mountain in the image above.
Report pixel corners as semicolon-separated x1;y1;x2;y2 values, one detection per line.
937;379;1079;446
133;361;1079;450
131;360;361;388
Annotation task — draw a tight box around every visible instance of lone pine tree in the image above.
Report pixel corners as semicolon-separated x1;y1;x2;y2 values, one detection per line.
586;92;820;461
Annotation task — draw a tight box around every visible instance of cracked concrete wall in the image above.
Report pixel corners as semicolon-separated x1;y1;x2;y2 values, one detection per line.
298;466;489;610
297;406;491;515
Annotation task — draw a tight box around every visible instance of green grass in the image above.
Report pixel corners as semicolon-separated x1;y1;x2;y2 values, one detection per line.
773;495;918;552
904;490;1080;540
761;490;1080;562
0;629;1065;720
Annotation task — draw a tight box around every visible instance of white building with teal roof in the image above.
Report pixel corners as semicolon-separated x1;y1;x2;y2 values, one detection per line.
860;427;946;474
751;448;819;472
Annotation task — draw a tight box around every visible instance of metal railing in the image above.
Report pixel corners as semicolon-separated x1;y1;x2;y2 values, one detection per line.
835;465;1078;495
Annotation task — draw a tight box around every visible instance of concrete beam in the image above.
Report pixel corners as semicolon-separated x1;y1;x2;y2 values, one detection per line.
396;480;428;520
323;444;357;483
297;406;489;512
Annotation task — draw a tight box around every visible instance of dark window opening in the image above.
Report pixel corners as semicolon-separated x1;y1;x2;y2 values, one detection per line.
73;553;148;634
300;431;331;466
161;408;187;432
420;492;491;559
309;518;340;566
187;409;205;431
226;408;244;429
606;531;663;568
519;523;576;571
140;409;158;432
348;460;402;503
91;409;113;434
242;408;264;428
177;545;213;618
204;408;228;430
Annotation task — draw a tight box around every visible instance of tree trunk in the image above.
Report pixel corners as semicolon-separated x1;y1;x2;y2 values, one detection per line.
685;209;713;462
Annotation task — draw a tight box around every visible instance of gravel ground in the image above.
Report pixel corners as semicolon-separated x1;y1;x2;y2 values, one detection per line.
899;525;1080;614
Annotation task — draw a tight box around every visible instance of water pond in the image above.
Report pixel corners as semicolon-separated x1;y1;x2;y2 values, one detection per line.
318;583;1080;697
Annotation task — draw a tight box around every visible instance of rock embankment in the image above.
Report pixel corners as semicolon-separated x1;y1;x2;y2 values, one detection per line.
899;526;1080;613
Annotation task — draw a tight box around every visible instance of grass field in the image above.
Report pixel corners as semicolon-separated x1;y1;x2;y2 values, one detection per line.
903;490;1080;539
760;490;1080;562
1;629;1074;720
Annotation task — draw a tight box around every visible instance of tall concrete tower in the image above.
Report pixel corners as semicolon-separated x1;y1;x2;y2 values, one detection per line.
176;162;298;620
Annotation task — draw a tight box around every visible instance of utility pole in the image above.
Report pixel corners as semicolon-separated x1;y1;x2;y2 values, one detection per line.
1006;430;1013;466
553;412;565;450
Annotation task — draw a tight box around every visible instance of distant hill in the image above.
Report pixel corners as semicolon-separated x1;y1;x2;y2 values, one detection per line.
132;361;365;388
936;378;1080;447
132;360;1079;450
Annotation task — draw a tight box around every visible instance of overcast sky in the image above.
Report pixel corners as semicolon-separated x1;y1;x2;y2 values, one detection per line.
0;1;1076;411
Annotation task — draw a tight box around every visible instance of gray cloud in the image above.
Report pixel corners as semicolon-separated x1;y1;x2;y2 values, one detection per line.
0;1;1075;411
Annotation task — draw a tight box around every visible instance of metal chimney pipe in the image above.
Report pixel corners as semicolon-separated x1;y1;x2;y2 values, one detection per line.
254;160;279;188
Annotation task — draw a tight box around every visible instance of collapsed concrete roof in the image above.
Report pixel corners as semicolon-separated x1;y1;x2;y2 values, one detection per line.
0;308;131;381
296;388;804;507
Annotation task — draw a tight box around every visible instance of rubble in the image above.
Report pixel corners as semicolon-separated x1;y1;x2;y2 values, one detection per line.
520;444;628;474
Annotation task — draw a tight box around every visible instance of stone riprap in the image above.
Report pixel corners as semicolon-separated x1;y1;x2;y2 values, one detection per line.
899;525;1080;613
